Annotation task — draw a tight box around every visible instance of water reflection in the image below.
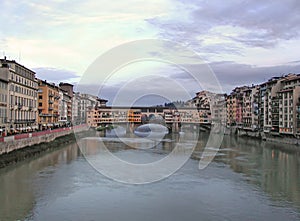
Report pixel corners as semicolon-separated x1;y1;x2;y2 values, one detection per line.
0;143;80;220
81;132;300;208
0;133;299;220
217;135;300;209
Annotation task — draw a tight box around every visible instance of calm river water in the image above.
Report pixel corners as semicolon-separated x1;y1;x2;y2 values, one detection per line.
0;132;300;221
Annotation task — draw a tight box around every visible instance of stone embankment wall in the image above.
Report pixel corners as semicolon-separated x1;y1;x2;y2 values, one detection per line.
228;127;300;146
0;125;88;155
264;136;300;145
237;129;261;138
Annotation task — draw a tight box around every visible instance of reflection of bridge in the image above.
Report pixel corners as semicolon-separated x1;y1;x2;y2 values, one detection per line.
87;106;212;132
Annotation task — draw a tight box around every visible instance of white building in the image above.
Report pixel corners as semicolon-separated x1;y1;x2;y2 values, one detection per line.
58;89;72;125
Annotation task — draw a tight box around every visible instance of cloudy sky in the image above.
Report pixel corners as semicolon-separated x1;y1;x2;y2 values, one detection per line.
1;0;300;104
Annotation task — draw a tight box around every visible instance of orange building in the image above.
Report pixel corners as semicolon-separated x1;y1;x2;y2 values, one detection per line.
128;109;141;123
37;80;60;128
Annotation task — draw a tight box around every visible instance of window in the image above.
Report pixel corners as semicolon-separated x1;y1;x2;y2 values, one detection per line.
39;102;42;107
39;95;43;99
0;81;7;89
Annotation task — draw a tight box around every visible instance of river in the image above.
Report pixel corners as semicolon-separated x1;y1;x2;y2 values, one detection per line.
0;132;299;221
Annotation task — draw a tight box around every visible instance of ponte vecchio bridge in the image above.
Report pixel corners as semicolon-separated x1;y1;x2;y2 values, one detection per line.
86;106;215;132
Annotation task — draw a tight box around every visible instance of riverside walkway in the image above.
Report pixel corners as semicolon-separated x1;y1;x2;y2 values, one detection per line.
0;124;87;143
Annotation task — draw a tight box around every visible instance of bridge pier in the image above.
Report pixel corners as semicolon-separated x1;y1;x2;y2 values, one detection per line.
172;122;180;133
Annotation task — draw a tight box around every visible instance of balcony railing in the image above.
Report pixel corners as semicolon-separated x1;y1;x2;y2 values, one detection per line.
39;113;55;117
14;119;36;124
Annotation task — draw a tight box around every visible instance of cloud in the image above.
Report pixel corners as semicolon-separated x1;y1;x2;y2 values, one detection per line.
147;0;300;53
171;61;300;93
212;61;300;84
1;0;300;103
0;0;169;72
76;73;196;106
74;58;300;105
287;60;300;64
34;67;79;83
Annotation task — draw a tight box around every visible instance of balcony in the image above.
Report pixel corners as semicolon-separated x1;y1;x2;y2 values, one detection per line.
39;113;52;117
17;104;23;109
14;119;36;124
49;93;54;97
48;100;53;104
48;107;53;111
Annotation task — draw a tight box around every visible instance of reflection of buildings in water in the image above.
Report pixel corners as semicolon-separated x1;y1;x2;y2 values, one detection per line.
194;132;209;151
0;164;35;221
261;148;300;207
0;143;79;220
79;139;104;156
219;135;300;208
162;141;173;151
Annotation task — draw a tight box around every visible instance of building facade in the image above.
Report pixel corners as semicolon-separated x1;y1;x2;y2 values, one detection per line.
261;77;283;133
79;93;98;123
58;89;72;125
0;65;9;135
277;75;300;136
0;58;38;134
210;93;226;125
72;92;81;125
226;87;245;127
191;91;214;124
242;86;259;130
87;105;201;128
37;80;60;129
59;82;73;123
